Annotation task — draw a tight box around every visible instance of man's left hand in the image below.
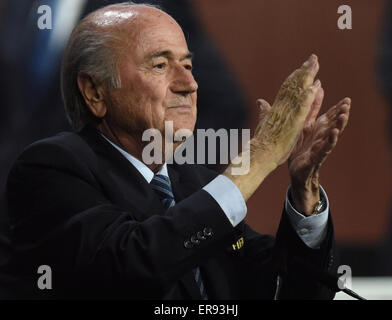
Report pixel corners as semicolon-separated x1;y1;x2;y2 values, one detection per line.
288;86;351;216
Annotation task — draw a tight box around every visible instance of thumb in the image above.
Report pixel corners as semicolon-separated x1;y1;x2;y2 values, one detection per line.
255;99;272;135
257;99;272;119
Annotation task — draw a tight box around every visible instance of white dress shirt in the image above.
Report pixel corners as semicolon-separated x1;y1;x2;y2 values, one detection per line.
102;134;329;249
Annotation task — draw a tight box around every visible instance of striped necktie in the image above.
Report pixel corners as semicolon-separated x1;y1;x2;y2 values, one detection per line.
150;174;208;300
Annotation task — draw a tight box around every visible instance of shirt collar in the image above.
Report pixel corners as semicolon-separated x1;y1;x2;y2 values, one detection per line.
100;133;168;183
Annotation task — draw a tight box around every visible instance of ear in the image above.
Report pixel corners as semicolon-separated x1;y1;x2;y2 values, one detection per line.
77;73;107;118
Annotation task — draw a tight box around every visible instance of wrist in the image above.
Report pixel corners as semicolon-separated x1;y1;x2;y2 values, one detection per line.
290;176;320;216
224;149;277;202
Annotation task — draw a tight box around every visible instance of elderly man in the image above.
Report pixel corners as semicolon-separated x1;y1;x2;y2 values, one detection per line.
3;2;350;299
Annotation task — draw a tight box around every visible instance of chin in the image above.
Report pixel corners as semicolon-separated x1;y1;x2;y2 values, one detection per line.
174;122;195;135
169;116;196;133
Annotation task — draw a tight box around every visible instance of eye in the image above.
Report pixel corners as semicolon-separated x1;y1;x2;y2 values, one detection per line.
153;62;167;70
184;64;193;71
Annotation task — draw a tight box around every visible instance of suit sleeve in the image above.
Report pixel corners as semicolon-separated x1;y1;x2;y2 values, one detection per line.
275;209;337;299
6;140;235;298
229;209;337;300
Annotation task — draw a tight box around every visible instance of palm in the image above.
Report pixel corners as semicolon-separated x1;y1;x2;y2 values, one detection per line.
289;114;330;177
288;88;351;181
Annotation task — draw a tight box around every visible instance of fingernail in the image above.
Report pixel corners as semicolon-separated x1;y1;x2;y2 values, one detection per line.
314;79;321;87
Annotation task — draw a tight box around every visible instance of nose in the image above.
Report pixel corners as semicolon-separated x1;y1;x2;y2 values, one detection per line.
170;65;198;95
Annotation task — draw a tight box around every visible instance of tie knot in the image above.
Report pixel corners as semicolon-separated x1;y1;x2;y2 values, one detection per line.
150;174;175;209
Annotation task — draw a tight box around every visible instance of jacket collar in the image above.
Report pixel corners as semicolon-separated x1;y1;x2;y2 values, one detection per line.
77;125;201;219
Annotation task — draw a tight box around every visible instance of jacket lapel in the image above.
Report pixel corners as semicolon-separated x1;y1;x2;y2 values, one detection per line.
78;125;164;221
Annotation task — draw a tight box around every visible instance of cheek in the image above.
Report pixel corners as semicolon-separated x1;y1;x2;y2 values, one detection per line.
192;93;197;115
119;76;167;128
132;76;167;111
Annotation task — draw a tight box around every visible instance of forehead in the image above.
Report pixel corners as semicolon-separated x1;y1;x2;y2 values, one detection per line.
124;11;189;61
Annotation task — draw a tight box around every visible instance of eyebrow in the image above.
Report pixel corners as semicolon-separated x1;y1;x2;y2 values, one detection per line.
147;50;193;61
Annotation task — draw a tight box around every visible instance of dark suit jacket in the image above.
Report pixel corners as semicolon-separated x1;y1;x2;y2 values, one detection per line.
1;126;337;299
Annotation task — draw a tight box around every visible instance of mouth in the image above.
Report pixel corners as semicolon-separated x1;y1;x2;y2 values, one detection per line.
168;105;192;112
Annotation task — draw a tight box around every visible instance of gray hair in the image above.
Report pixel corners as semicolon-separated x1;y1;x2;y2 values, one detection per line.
61;2;161;131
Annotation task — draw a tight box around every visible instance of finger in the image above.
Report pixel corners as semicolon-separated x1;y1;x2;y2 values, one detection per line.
336;112;349;134
323;128;339;160
305;86;324;127
327;129;340;156
275;54;320;105
300;54;320;89
329;128;339;144
338;98;351;117
298;79;322;120
339;101;351;133
290;54;320;89
326;97;351;120
329;99;351;132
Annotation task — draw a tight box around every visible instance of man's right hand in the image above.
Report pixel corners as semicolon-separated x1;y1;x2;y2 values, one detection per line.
224;54;321;202
252;54;321;168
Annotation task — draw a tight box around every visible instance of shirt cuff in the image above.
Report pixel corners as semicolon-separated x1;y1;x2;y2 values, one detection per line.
285;185;329;249
203;175;247;227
